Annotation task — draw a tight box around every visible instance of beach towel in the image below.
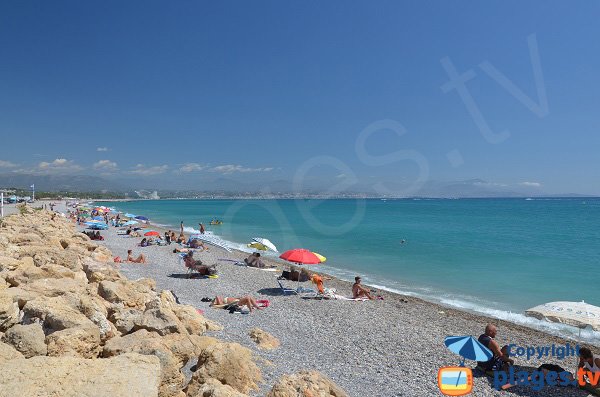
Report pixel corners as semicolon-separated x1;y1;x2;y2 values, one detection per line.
333;294;368;301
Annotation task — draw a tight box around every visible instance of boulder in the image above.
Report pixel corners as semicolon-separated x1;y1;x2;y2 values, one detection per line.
186;342;261;395
5;262;80;287
78;295;116;341
162;333;219;365
186;378;249;397
109;307;144;334
0;256;19;271
22;296;96;332
46;325;102;358
0;353;161;397
98;279;155;309
83;259;123;283
133;307;186;336
1;286;39;309
249;328;280;350
102;329;186;397
2;323;47;358
0;340;24;362
172;304;222;335
20;277;87;298
0;294;19;331
266;371;349;397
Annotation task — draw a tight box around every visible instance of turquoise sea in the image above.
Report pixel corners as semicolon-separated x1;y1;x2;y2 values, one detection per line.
97;198;600;340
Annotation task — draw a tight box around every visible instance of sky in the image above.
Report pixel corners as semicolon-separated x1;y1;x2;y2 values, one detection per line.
0;1;599;195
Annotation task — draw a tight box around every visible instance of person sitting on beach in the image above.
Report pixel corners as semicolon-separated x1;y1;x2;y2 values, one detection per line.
183;251;216;276
352;276;374;300
94;231;104;241
244;252;266;268
127;249;147;264
211;296;262;313
140;238;149;247
170;231;177;241
579;347;600;376
177;233;186;244
164;231;171;245
125;226;132;235
477;324;514;372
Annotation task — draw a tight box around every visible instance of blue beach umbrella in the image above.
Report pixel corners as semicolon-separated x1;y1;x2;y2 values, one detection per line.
124;213;137;218
92;216;104;221
135;216;149;221
444;335;492;366
122;220;138;226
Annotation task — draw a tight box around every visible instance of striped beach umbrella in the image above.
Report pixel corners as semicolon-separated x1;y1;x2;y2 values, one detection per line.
444;335;492;365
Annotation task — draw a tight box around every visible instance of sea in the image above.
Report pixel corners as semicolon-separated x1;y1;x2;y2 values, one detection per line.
95;197;600;343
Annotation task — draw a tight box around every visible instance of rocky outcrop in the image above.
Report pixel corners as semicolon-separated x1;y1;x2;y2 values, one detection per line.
249;328;280;350
0;340;23;362
186;342;262;395
0;353;161;397
186;378;249;397
267;371;349;397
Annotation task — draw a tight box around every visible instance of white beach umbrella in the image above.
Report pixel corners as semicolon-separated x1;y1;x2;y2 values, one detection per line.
252;237;277;252
525;301;600;331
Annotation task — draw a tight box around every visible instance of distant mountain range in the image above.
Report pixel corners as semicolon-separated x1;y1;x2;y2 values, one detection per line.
0;173;596;198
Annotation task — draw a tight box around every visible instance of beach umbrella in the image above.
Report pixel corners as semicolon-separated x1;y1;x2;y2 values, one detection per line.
92;216;104;221
144;231;160;237
135;216;149;221
190;234;232;252
279;249;322;291
313;252;327;263
279;249;320;264
125;213;136;218
122;220;138;226
444;335;492;366
525;301;600;331
252;237;277;252
248;242;268;251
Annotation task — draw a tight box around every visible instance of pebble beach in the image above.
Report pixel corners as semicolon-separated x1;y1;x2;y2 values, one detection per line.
74;201;596;397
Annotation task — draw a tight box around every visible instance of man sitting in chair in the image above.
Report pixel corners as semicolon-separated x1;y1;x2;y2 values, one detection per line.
183;251;216;277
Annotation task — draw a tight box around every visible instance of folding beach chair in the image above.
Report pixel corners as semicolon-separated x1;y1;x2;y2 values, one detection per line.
277;279;298;295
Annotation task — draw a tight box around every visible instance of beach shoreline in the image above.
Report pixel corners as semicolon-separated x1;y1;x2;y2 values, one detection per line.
70;201;596;396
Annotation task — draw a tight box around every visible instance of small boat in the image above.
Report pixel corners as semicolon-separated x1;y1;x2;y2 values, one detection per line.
209;219;223;225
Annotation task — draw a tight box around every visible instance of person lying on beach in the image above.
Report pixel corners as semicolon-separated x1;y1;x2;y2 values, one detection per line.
127;249;147;264
477;324;514;372
189;239;207;250
210;296;262;313
173;247;191;253
352;276;374;300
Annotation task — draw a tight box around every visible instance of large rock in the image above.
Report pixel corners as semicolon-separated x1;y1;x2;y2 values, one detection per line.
186;342;261;395
0;294;19;331
133;307;186;336
172;304;222;334
46;325;101;358
5;262;80;287
102;329;186;397
0;340;24;362
83;258;123;283
20;277;87;297
109;306;144;334
22;296;96;332
249;328;280;350
98;279;155;309
0;353;161;397
266;371;349;397
186;378;248;397
2;323;47;358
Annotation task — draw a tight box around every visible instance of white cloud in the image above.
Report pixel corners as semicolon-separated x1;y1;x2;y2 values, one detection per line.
473;181;507;187
179;163;207;173
129;164;169;176
519;181;542;187
336;173;347;178
211;164;274;174
0;160;17;168
93;160;118;172
37;158;83;173
97;147;109;152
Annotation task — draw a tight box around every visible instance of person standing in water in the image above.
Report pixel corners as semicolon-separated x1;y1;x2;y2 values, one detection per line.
199;223;205;234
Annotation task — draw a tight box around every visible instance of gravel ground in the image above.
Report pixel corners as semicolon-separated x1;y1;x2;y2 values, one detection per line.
65;202;594;397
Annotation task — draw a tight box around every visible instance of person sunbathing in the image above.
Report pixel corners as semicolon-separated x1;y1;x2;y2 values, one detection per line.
211;296;262;313
352;276;374;300
127;249;146;264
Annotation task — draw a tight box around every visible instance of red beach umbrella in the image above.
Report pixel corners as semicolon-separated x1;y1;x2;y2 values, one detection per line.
144;231;160;237
279;249;321;264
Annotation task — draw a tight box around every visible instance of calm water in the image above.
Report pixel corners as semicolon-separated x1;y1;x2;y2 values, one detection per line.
97;198;600;338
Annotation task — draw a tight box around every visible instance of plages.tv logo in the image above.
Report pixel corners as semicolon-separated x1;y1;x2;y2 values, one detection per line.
438;336;493;396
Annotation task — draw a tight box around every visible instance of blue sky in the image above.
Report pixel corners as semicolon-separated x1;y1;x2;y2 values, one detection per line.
0;1;599;194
